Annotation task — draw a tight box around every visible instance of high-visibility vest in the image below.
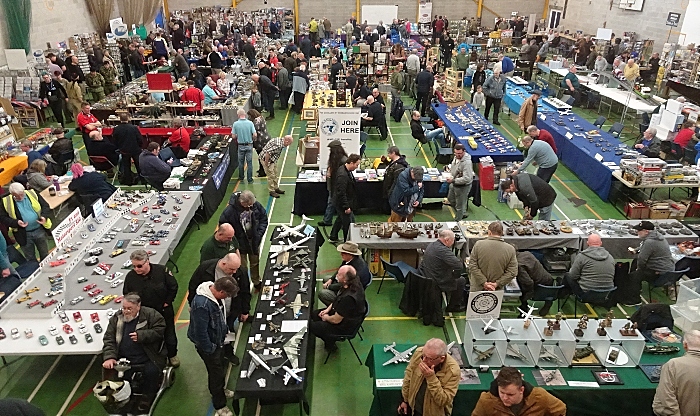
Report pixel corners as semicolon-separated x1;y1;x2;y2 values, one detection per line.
2;190;52;230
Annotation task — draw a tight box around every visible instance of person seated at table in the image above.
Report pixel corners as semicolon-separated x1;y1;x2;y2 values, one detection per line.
634;127;661;158
471;366;566;416
68;163;117;203
48;128;75;161
560;64;581;105
514;247;554;315
202;78;225;105
87;130;119;170
389;166;424;223
310;264;366;352
557;233;615;311
165;118;190;159
102;293;167;410
25;160;52;193
624;58;640;82
673;120;696;158
419;229;466;312
371;88;386;111
352;77;371;107
139;142;172;190
319;241;371;306
526;125;557;154
623;221;675;306
512;135;559;183
398;338;460;416
360;95;388;140
19;140;42;166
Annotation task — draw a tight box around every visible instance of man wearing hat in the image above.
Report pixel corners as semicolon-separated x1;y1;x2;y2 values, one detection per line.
517;90;541;132
389;166;424;222
47;128;75;162
622;221;675;306
318;241;371;306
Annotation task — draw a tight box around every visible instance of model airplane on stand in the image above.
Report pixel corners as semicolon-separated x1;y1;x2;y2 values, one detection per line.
382;342;418;366
276;216;313;239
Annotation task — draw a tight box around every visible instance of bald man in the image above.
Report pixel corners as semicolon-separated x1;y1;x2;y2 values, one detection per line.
556;233;615;314
200;223;240;262
86;129;119;167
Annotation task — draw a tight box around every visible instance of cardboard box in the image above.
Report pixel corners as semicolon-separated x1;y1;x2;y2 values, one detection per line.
649;207;670;219
298;135;320;165
625;202;649;219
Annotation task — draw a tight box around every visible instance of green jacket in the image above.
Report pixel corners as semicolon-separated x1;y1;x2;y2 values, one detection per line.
86;72;105;90
454;52;469;70
390;71;404;91
102;306;167;369
199;234;240;263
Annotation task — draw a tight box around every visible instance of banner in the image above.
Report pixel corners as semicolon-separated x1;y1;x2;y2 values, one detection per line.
466;290;504;320
418;0;432;24
318;108;361;171
51;207;83;249
110;17;129;38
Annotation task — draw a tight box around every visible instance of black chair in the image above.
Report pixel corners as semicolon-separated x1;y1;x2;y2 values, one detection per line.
569;287;617;318
79;193;101;216
142;176;164;191
682;143;698;165
88;155;120;184
608;122;624;139
648;268;689;302
675;256;700;279
324;300;370;364
56;150;75;175
378;256;417;294
432;138;453;165
530;283;565;314
593;116;606;128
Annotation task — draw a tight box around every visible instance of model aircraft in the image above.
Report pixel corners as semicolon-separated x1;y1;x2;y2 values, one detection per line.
472;346;496;361
295;271;309;294
244;350;281;378
506;344;529;363
277;215;313;239
267;321;281;333
482;318;498;335
270;236;312;259
517;305;537;327
289;294;309;319
504;326;519;336
271;306;287;317
272;334;286;344
283;327;307;369
281;365;306;385
539;345;565;365
382;342;418;366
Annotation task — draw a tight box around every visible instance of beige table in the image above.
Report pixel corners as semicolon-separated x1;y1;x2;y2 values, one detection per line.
40;180;75;215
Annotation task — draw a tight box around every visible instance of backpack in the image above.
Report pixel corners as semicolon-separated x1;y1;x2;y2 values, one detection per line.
630;304;674;332
391;96;404;122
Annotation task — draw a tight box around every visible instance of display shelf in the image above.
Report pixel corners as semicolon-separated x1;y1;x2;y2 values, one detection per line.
500;318;541;368
604;319;645;367
534;318;576;367
464;318;507;367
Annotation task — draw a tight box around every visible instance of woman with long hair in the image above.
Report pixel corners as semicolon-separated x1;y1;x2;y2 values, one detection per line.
26;159;52;192
318;140;348;227
247;109;271;177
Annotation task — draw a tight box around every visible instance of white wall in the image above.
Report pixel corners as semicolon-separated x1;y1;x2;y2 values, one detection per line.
679;0;700;46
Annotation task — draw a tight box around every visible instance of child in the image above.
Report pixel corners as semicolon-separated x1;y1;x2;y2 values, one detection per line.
251;85;262;112
472;85;485;112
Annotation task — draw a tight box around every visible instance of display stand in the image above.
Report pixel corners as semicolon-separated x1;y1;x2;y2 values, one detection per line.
464;319;507;367
534;318;576;367
499;318;541;368
604;319;645;367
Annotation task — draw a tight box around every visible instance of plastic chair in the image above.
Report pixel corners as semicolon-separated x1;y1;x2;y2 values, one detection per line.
378;256;417;294
570;287;617;318
432;138;453;165
608;122;624;139
88;155;120;184
323;300;369;364
593;116;606;128
359;131;368;157
648;268;689;302
563;95;575;106
530;283;565;313
56;150;75;175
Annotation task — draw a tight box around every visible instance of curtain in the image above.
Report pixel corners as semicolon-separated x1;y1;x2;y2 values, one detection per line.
1;0;31;53
141;0;162;27
85;0;115;36
117;0;143;28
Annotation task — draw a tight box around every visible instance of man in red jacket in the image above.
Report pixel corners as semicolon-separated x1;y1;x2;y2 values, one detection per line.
181;80;204;113
526;125;557;154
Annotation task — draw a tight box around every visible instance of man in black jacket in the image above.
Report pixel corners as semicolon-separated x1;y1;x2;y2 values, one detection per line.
111;113;143;185
439;32;455;72
500;173;557;221
219;191;268;290
300;35;312;58
382;146;408;214
361;95;387;140
329;154;361;243
87;130;119;169
329;57;344;90
415;66;434;116
123;249;179;367
419;229;465;311
252;74;279;120
48;128;74;161
39;73;68;128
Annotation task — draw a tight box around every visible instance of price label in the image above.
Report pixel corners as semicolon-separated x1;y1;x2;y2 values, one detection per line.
539;114;546;121
565;132;573;140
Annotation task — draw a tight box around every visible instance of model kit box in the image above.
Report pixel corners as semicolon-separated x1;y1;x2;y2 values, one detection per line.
648;207;670;219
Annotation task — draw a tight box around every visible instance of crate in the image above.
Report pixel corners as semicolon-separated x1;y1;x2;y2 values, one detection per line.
677;278;700;305
624;202;650;219
671;301;700;333
649;207;670;219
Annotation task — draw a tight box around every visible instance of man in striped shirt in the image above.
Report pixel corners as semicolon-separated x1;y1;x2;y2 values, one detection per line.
260;135;293;198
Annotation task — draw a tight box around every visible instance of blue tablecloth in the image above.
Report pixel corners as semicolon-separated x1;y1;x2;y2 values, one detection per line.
433;103;523;164
506;80;624;201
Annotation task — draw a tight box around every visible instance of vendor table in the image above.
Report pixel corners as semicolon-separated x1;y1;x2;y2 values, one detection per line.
40;180;75;218
366;342;682;416
292;176;481;216
100;127;233;146
232;228;318;414
459;220;585;253
585;83;657;115
348;222;466;253
611;170;698;200
433;103;524;164
0;190;202;355
0;155;28;186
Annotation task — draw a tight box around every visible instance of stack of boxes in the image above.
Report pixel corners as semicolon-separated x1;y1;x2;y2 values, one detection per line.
15;77;40;101
637;158;666;186
0;77;13;99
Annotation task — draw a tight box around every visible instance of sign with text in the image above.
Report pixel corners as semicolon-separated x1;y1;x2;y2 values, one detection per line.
212;150;231;190
418;0;432;24
51;207;83;249
666;12;681;27
466;290;504;320
92;198;104;219
318;108;361;171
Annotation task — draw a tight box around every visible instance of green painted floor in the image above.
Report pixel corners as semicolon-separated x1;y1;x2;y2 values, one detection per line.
0;91;676;416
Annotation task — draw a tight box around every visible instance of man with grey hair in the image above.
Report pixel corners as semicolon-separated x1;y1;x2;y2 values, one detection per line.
389;166;424;222
399;337;460;416
200;223;240;263
447;144;474;220
405;49;420;98
419;230;466;311
259;135;294;198
102;293;167;404
19;139;42;165
634;127;661;158
219;191;268;291
469;221;518;292
512;135;558;183
231;108;257;183
123;250;180;367
653;329;700;416
0;182;51;261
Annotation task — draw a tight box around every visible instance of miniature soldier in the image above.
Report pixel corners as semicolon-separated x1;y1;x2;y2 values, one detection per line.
85;66;106;103
552;312;562;330
605;309;614;327
597;320;607;336
544;321;554;336
100;61;120;95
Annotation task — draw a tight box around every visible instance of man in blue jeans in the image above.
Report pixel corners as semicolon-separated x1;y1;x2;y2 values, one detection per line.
231;109;257;183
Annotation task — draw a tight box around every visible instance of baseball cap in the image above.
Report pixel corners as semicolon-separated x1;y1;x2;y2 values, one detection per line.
632;221;655;231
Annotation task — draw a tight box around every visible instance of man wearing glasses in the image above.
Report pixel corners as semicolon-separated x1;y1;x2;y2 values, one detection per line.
398;338;460;416
123;249;180;367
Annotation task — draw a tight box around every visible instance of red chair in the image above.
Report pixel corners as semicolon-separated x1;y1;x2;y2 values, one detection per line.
88;155;119;184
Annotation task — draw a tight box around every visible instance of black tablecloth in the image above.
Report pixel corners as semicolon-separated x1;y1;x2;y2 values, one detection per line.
233;229;320;411
180;141;238;220
292;178;481;216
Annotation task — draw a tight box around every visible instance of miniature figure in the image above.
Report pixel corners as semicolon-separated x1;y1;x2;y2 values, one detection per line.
605;309;614;327
619;322;638;336
597;320;607;336
574;315;588;337
544;321;554;336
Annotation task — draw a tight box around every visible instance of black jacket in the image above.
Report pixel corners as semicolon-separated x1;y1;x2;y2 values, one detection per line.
65;63;85;83
410;119;428;144
300;38;312;57
48;137;73;159
87;139;119;167
111;123;143;156
218;192;268;254
123;263;178;312
472;70;487;88
102;306;167;369
416;70;434;93
68;172;117;202
333;165;357;211
382;155;409;198
187;259;251;318
513;173;557;218
39;80;67;101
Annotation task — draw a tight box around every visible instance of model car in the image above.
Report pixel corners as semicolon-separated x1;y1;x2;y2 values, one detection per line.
27;300;41;308
25;286;40;294
142;206;149;213
90;312;100;323
91;295;104;304
48;325;59;336
84;256;99;266
68;335;78;344
69;296;84;305
94;323;103;333
24;328;33;338
16;295;31;303
160;209;169;215
172;212;179;217
78;323;87;334
183;193;190;199
88;247;104;256
62;324;73;334
122;215;131;220
95;218;103;224
109;279;123;288
81;232;88;239
11;328;20;339
114;295;124;303
106;272;123;281
83;283;97;291
58;311;69;323
42;299;58;308
56;336;65;345
99;295;117;305
165;218;173;224
77;276;88;283
147;250;156;256
48;275;63;284
106;308;116;318
0;327;5;339
63;243;78;253
87;224;96;232
88;288;103;297
131;240;146;246
109;249;126;258
129;223;139;232
39;335;49;346
49;259;66;267
98;238;112;244
98;263;111;271
85;333;93;343
73;312;82;322
122;259;132;268
130;209;138;215
56;254;70;261
93;267;106;275
45;288;63;297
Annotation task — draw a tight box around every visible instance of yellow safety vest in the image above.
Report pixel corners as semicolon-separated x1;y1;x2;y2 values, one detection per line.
2;190;52;230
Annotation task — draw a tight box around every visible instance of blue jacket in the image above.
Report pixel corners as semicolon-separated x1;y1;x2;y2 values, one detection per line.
187;281;228;354
695;140;700;164
501;57;514;73
389;168;424;217
482;74;507;99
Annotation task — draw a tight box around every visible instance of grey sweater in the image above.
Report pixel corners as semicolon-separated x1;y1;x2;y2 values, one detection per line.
638;230;675;272
569;246;615;291
520;140;558;171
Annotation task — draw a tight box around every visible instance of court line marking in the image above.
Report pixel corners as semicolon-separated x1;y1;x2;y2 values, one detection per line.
56;354;97;416
27;355;62;402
